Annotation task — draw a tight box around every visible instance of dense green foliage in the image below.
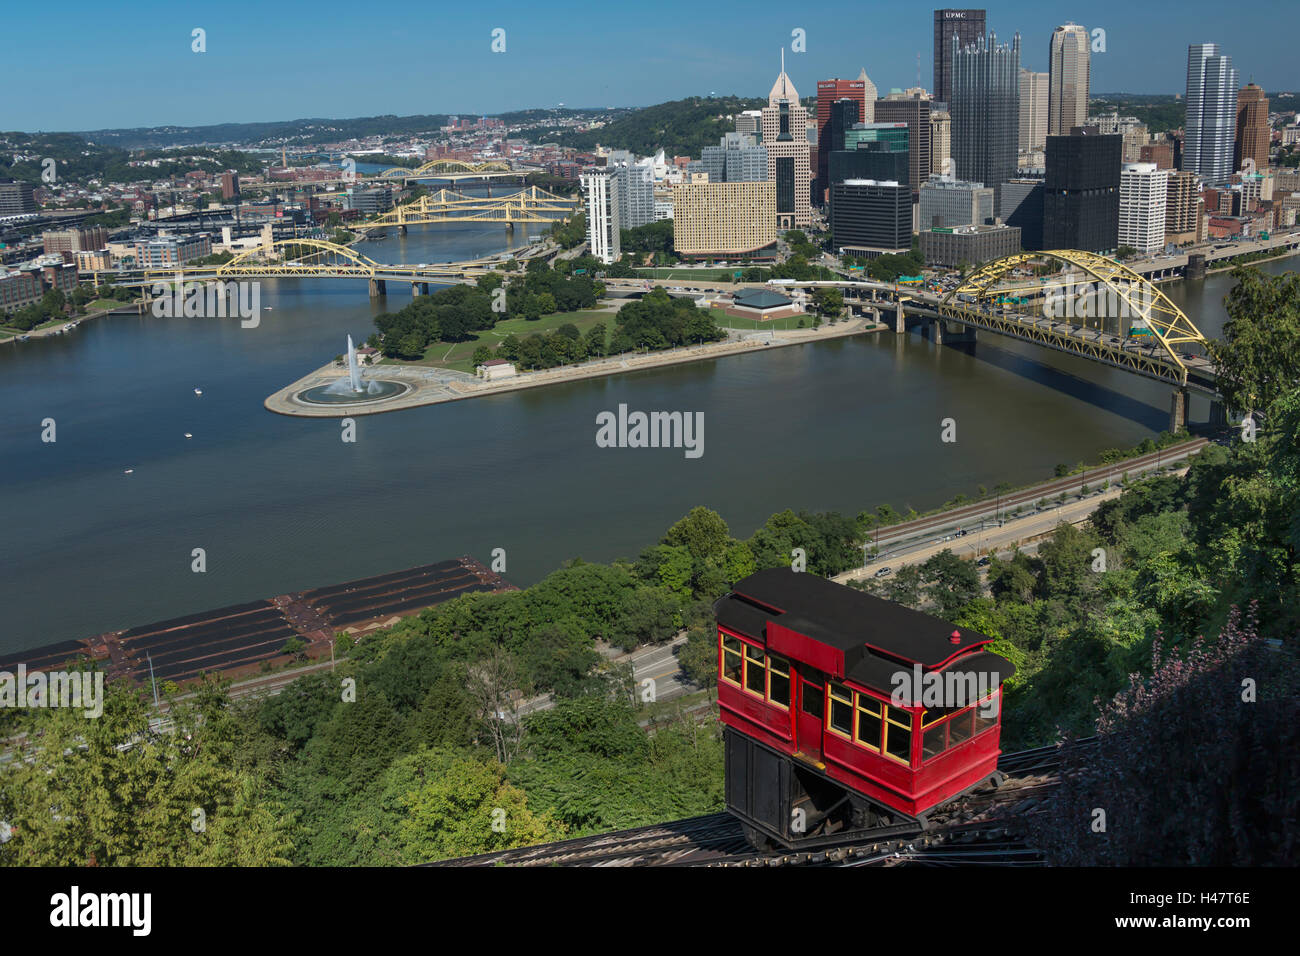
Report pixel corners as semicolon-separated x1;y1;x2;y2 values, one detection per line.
1089;94;1186;134
373;269;599;359
1208;266;1300;413
527;96;767;157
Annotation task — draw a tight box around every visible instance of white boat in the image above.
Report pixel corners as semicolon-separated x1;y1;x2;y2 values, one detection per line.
184;433;193;439
194;388;203;395
124;469;134;474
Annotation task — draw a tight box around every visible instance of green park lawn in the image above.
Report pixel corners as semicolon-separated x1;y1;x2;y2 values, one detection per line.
390;308;617;373
711;307;810;332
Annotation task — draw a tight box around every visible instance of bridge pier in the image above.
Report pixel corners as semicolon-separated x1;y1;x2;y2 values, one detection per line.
1170;387;1189;434
1208;399;1228;430
398;225;407;236
893;301;905;334
412;282;430;296
369;279;387;298
942;321;977;344
506;222;514;233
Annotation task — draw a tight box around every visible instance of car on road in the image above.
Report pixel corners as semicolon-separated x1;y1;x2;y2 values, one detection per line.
976;556;991;567
874;567;891;578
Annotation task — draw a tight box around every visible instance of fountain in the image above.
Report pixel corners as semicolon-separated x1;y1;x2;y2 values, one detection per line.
295;334;409;406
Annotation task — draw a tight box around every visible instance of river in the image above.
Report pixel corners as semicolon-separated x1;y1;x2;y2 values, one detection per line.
0;202;1293;653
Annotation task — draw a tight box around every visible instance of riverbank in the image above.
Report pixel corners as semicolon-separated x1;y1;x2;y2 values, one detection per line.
0;299;140;344
265;316;884;417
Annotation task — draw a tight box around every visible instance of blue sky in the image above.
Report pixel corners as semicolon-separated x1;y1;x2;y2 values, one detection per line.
3;0;1296;132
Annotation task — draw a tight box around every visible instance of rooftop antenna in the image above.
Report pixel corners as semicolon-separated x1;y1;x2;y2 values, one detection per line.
916;52;921;90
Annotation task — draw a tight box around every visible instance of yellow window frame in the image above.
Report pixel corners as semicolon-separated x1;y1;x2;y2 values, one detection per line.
854;693;882;752
766;653;790;710
882;705;914;766
742;642;767;699
827;681;853;739
719;632;742;687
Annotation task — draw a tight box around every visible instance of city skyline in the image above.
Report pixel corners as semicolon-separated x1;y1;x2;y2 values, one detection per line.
2;0;1296;132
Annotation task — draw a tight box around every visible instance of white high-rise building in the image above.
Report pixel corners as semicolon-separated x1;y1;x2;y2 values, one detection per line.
1119;162;1169;255
1019;69;1048;152
1184;43;1240;186
1048;23;1090;136
580;167;621;264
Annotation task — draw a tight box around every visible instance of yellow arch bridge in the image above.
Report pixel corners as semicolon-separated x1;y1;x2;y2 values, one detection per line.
354;186;577;232
98;239;513;298
376;159;523;181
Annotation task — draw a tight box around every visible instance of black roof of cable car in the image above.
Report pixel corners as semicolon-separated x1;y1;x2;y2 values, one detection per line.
717;568;998;670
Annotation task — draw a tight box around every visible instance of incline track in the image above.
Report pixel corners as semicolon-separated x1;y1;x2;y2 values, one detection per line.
430;739;1094;867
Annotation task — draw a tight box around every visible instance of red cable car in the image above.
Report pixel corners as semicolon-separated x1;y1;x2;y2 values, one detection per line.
714;568;1015;849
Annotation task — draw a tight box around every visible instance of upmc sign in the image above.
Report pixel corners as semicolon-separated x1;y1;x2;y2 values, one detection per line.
944;9;980;18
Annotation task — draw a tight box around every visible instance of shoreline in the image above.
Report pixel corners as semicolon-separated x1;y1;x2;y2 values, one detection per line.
265;318;884;417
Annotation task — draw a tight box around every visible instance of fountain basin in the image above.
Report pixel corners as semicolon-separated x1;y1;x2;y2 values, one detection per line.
295;379;410;406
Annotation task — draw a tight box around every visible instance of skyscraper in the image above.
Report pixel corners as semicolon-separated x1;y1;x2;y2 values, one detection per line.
1119;162;1169;255
612;161;655;230
762;54;812;228
1184;43;1240;186
701;133;768;184
933;9;987;105
1047;23;1091;137
930;108;952;175
816;94;862;204
1235;83;1270;172
580;167;621;264
875;93;931;203
950;30;1020;213
816;78;867;204
857;68;878;123
1019;69;1048;153
1043;128;1121;253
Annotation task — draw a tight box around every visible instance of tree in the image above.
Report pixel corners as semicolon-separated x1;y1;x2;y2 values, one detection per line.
471;344;493;366
1038;605;1299;865
380;749;562;863
1208;267;1300;414
466;646;527;764
0;681;294;866
677;626;718;692
919;550;982;618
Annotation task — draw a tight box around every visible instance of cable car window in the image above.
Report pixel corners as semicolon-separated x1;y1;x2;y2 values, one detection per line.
855;695;882;751
884;706;912;764
767;655;790;708
921;705;957;727
947;707;974;747
720;634;742;685
972;694;999;735
922;721;947;760
801;680;824;719
744;644;766;695
828;682;853;736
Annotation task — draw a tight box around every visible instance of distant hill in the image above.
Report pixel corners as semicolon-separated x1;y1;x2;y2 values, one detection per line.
524;96;770;157
75;115;460;149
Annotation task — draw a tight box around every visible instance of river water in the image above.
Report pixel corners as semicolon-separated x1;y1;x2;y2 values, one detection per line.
0;199;1293;653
